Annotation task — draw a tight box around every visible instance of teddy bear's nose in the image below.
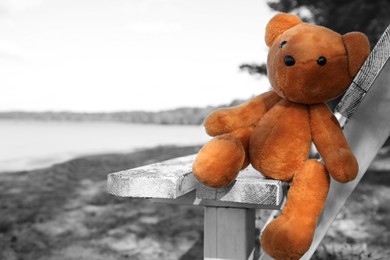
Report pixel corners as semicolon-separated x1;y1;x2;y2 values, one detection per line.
284;55;295;66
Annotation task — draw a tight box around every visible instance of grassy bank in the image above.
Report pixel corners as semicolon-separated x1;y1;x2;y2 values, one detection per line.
0;145;389;260
0;146;204;260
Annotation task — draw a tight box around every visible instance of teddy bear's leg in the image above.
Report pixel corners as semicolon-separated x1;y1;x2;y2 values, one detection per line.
193;127;252;188
261;160;330;260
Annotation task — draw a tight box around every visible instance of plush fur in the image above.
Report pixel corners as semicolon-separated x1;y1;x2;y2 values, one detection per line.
193;13;370;259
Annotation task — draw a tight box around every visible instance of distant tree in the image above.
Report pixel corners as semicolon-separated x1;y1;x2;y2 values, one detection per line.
267;0;390;47
239;63;267;76
240;0;390;78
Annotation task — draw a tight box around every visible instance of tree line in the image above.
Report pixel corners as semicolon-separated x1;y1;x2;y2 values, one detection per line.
240;0;390;77
0;99;247;125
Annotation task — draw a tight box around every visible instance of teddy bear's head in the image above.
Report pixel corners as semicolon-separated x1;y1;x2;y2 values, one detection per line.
265;13;370;104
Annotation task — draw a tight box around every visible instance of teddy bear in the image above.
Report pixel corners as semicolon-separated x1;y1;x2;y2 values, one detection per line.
192;13;370;259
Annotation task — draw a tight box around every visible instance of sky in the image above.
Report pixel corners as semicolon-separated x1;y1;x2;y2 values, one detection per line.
0;0;276;112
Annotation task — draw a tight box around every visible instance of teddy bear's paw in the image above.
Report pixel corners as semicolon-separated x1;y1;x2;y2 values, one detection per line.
204;110;232;136
192;133;246;188
261;215;314;260
326;148;358;183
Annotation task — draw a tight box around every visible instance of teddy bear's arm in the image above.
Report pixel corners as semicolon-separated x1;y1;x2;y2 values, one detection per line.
204;90;281;136
309;103;358;183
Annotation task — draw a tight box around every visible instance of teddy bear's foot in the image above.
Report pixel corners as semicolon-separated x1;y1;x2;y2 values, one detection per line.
193;128;251;188
261;214;314;260
261;160;330;259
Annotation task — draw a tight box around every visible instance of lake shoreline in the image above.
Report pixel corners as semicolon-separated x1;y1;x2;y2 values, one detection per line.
0;144;206;174
0;120;210;173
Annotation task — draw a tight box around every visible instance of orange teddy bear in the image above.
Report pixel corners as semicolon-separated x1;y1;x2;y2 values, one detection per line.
193;13;370;259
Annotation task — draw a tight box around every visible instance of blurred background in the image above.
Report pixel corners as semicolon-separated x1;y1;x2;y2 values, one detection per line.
1;0;390;259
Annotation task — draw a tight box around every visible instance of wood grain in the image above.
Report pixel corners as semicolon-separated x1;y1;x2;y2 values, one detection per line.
107;154;197;198
108;154;285;208
204;207;256;260
197;166;285;209
337;25;390;118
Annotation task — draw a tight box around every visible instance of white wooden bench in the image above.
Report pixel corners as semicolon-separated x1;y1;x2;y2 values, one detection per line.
107;25;390;260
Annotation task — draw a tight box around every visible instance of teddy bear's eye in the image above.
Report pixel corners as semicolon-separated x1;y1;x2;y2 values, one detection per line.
284;55;295;66
317;56;327;66
280;41;287;48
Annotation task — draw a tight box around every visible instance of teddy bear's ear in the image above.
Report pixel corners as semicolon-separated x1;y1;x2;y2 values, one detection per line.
265;13;302;47
342;32;371;78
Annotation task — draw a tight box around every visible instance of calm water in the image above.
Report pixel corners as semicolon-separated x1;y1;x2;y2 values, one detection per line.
0;120;210;172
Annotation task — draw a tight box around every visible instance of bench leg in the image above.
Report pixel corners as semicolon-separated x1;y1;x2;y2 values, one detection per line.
204;207;256;260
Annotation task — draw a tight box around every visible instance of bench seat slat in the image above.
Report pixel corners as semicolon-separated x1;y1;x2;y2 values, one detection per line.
197;166;285;208
107;154;197;198
107;155;286;207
